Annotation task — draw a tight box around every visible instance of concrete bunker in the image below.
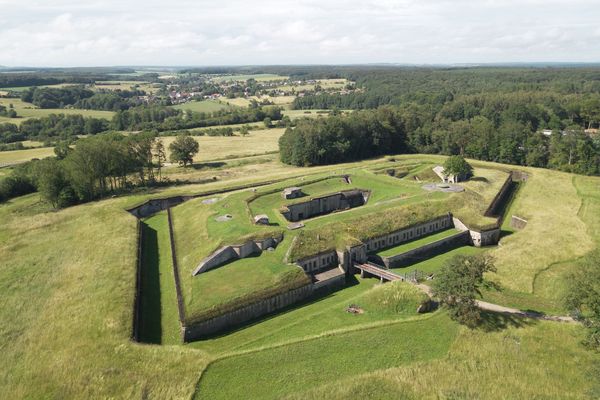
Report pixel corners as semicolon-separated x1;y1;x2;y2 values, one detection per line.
193;234;283;276
281;189;370;222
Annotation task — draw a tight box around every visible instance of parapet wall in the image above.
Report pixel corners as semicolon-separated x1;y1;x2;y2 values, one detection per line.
379;230;470;268
364;215;454;254
193;234;284;276
183;284;314;340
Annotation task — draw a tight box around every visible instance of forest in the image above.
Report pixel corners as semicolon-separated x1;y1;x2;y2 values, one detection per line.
280;67;600;174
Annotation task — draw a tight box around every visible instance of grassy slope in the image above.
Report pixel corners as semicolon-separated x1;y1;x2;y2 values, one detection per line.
283;318;598;400
0;195;206;399
197;313;457;400
482;169;597;314
2;155;600;399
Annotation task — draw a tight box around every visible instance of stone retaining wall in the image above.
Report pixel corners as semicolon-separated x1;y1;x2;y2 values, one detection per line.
511;215;528;230
166;208;186;332
131;220;143;342
183;284;314;340
379;230;470;268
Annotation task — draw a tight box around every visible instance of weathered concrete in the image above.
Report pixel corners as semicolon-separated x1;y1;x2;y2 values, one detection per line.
364;215;454;254
193;234;284;276
183;284;314;340
511;215;528;230
296;250;339;273
281;190;370;222
378;230;470;268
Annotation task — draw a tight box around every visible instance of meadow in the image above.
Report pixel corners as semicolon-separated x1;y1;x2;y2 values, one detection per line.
1;154;599;399
171;99;233;113
159;127;285;163
0;146;55;166
0;98;114;125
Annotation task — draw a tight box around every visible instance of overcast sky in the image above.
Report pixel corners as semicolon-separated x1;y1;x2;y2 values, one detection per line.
1;0;599;67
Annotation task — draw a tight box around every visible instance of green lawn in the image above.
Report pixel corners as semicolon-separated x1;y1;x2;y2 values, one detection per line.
184;243;310;325
196;312;458;400
376;228;460;257
391;245;487;276
139;212;181;344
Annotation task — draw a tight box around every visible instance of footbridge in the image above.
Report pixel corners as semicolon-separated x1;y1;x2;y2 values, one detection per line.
354;262;403;282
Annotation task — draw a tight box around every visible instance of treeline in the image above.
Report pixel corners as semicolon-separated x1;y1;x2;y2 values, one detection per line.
112;105;282;131
21;86;94;108
21;86;146;110
0;114;109;143
0;132;165;206
0;105;282;143
292;67;600;110
280;108;407;166
280;104;600;175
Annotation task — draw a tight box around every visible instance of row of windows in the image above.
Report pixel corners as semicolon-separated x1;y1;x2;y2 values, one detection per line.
365;219;450;251
302;254;336;272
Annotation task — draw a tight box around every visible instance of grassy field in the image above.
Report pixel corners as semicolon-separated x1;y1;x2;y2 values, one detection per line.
0;146;55;166
211;74;288;82
197;312;458;400
171;100;233;113
2;154;600;398
223;95;297;108
0;98;115;125
481;168;597;314
159;128;285;163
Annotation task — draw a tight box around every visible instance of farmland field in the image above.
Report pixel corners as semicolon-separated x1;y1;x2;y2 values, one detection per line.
0;146;55;166
171;99;233;113
159;128;285;162
0;98;115;125
211;73;288;82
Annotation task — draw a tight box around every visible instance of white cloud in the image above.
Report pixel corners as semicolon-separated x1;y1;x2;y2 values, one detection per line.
0;0;598;66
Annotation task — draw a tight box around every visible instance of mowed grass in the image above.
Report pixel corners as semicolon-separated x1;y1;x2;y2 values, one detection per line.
139;212;181;344
392;245;488;276
0;146;55;166
283;318;599;400
196;312;458;400
171;100;233;113
0;98;115;125
159;128;284;163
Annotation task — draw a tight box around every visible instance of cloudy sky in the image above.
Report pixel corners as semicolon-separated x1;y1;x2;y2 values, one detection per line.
1;0;599;67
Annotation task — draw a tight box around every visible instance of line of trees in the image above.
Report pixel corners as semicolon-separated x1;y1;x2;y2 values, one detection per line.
20;86;147;111
111;105;282;131
279;108;407;166
0;114;109;144
279;104;600;175
0;132;167;207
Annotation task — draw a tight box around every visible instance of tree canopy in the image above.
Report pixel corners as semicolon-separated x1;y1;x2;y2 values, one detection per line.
433;254;498;327
443;155;473;178
169;134;199;167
